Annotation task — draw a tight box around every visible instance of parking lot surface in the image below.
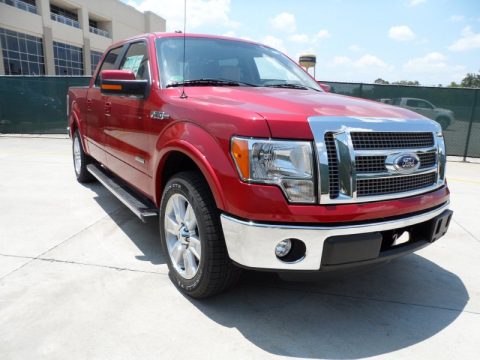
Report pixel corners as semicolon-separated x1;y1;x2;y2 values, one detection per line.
1;136;479;359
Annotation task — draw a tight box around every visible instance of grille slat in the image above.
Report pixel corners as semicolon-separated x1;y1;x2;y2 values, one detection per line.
356;156;387;173
351;132;434;150
418;152;437;169
325;133;340;198
357;173;436;197
355;152;437;173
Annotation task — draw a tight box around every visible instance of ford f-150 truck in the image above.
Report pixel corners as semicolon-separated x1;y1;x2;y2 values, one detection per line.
68;33;453;298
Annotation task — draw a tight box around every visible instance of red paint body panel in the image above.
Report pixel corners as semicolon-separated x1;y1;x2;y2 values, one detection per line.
68;33;450;225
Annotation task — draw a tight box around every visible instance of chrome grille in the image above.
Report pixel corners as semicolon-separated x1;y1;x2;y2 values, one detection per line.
356;156;388;173
356;151;437;173
308;116;446;204
325;133;340;198
351;132;434;150
357;173;437;197
418;152;437;169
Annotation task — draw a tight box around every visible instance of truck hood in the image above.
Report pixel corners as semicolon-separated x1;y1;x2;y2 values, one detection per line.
180;87;424;139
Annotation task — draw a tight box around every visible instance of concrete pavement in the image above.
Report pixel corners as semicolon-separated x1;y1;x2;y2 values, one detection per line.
0;136;479;359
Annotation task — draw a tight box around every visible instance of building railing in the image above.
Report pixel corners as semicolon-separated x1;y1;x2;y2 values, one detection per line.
50;12;80;29
89;26;110;38
0;0;37;14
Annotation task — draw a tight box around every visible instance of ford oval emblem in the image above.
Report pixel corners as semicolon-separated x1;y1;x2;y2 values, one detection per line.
385;153;420;174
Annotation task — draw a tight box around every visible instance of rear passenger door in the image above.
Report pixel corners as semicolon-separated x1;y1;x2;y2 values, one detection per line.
103;41;153;188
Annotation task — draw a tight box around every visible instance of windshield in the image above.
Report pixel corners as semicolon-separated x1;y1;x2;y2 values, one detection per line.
155;37;322;91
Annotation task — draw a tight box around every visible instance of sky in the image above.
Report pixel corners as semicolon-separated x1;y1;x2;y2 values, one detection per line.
122;0;480;85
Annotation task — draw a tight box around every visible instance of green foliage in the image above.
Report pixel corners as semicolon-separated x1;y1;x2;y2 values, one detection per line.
460;72;480;88
391;80;420;86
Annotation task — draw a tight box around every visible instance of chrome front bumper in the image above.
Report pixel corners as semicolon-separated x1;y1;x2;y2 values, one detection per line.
221;202;450;271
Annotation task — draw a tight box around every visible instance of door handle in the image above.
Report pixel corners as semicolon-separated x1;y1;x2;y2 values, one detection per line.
104;101;112;116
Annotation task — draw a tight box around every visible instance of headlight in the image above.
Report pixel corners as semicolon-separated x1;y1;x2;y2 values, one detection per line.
231;137;316;203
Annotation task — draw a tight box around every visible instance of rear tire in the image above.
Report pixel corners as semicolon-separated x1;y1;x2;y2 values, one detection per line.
72;130;95;183
159;171;241;298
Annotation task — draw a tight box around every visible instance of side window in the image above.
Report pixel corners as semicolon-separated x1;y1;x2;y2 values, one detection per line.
406;99;419;107
119;42;150;81
94;46;123;86
419;101;433;109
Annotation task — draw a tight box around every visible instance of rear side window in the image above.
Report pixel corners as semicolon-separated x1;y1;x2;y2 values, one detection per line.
94;46;123;86
119;42;150;81
406;99;420;107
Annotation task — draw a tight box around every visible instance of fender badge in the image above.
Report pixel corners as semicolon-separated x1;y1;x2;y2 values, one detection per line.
151;111;170;120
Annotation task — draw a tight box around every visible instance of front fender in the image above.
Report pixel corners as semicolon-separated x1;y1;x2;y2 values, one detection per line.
152;122;238;210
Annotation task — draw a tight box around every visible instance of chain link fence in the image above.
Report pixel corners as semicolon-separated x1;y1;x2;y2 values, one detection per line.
0;76;90;134
321;81;479;159
0;77;478;158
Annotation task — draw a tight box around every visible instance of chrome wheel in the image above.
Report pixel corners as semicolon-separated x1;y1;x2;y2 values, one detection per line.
164;194;201;280
73;135;81;175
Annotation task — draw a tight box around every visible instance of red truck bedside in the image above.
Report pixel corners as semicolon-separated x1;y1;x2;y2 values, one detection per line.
68;33;453;298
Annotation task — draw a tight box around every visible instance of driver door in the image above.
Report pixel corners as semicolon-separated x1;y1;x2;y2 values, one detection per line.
103;40;153;191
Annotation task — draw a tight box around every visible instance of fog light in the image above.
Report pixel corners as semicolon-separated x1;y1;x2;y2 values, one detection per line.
275;239;292;258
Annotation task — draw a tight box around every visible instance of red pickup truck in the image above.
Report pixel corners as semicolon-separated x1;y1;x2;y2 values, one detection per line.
68;33;452;298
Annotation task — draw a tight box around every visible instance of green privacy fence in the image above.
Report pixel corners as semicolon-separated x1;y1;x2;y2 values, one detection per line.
0;76;478;158
0;76;90;134
321;81;480;159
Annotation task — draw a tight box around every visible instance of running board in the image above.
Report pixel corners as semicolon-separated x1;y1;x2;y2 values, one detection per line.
87;164;158;222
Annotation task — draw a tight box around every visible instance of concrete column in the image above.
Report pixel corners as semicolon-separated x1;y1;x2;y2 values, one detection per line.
37;0;55;75
78;6;91;75
83;38;91;76
78;5;89;36
37;0;51;25
43;26;55;75
0;47;5;75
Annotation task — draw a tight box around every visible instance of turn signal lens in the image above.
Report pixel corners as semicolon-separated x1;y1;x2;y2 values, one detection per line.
101;84;122;90
231;138;250;180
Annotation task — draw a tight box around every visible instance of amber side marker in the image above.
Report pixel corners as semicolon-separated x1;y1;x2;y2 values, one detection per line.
101;84;122;90
231;138;250;180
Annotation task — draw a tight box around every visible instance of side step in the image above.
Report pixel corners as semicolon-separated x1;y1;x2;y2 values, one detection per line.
87;164;158;222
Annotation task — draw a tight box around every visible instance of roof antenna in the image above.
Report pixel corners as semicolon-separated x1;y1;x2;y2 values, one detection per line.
180;0;188;99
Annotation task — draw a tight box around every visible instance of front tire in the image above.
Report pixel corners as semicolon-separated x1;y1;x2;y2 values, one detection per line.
72;130;95;183
159;171;241;298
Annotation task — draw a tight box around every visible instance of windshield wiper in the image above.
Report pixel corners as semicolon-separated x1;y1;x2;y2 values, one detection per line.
166;79;257;88
264;83;310;90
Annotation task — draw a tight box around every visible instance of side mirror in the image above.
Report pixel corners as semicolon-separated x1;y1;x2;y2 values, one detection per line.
100;70;148;98
317;82;331;92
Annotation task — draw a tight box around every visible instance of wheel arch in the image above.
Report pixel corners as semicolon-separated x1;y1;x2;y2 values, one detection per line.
69;100;90;152
152;123;234;211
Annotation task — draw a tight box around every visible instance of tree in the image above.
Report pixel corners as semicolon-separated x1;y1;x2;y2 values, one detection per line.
374;78;389;85
392;80;420;86
460;72;480;88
